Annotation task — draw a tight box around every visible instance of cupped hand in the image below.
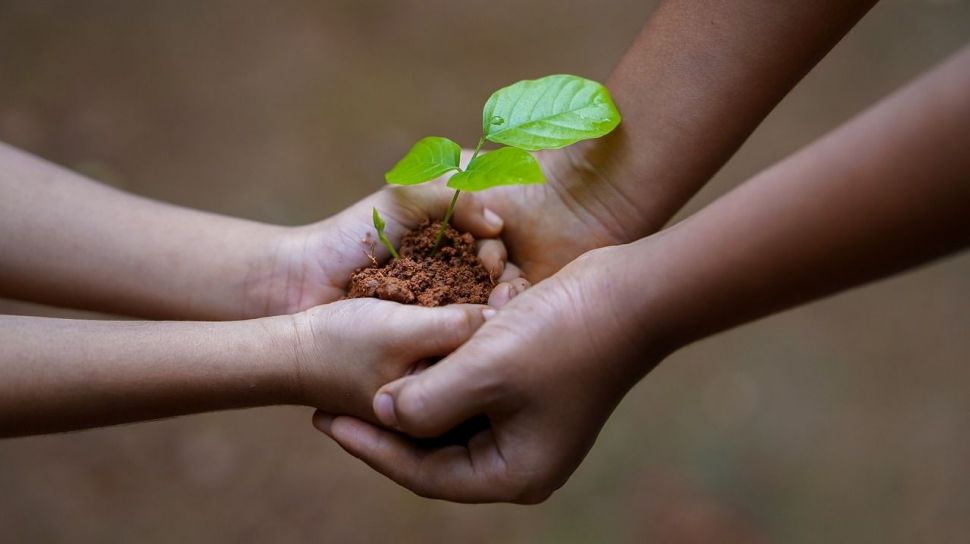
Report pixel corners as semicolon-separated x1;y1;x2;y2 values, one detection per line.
243;184;527;317
462;145;647;282
288;298;494;422
312;244;669;503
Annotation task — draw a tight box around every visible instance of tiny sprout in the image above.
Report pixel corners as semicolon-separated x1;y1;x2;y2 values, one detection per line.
380;74;621;255
372;207;399;260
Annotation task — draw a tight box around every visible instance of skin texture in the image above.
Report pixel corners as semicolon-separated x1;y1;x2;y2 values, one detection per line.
0;299;492;437
315;46;970;503
0;119;526;436
464;0;879;281
0;142;519;320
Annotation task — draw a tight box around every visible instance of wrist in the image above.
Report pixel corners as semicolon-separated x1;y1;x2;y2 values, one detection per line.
234;312;311;406
237;223;306;318
602;237;695;366
155;212;289;320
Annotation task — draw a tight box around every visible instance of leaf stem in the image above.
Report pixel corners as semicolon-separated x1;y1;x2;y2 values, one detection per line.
468;135;486;163
431;134;487;254
378;230;399;260
431;188;461;254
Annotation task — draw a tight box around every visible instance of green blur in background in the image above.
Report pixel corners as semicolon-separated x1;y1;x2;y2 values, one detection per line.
0;1;968;542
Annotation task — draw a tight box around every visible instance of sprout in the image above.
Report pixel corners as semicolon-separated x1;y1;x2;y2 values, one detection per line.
381;74;621;254
372;207;399;260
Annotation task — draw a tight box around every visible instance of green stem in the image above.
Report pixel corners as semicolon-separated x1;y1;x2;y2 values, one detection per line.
431;189;461;254
378;231;399;260
431;135;486;254
468;135;486;163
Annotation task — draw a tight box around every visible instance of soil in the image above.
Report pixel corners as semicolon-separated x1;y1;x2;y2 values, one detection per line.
347;220;493;306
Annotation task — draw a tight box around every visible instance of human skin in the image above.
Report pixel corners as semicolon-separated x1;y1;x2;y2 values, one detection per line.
466;0;878;281
314;46;970;503
0;0;876;317
0;299;492;437
0;142;520;319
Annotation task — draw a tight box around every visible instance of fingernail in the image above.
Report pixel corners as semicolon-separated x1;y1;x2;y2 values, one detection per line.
374;393;398;427
482;307;497;320
483;208;503;230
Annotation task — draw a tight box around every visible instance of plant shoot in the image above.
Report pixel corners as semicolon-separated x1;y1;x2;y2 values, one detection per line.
381;74;621;253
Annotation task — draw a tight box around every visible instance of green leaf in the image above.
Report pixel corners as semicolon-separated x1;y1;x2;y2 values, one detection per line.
372;207;398;259
447;147;545;191
372;207;386;231
385;136;462;185
482;74;621;151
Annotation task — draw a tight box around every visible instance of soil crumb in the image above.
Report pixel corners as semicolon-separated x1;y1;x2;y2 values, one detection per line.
347;220;493;307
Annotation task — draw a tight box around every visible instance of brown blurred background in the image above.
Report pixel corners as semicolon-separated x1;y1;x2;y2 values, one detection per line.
1;1;968;542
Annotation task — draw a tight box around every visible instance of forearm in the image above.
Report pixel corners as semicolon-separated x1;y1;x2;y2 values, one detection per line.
624;45;970;353
0;314;300;437
0;143;284;319
566;0;877;238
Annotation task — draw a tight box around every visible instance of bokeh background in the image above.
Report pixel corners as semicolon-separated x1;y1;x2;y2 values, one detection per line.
1;1;968;542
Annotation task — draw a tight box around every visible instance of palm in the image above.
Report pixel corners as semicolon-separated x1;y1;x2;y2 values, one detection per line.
246;185;504;316
314;246;660;503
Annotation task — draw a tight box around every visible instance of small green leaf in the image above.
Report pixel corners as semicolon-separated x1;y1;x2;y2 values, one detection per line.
372;207;398;259
483;74;621;151
372;207;385;231
385;136;462;185
447;147;545;191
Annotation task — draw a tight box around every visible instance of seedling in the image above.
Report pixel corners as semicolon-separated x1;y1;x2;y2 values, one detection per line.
380;74;621;255
371;207;398;259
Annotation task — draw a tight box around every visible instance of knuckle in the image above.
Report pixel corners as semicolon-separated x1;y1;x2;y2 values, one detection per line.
406;479;434;500
443;308;476;343
497;461;563;504
396;383;432;432
511;475;560;505
514;486;556;505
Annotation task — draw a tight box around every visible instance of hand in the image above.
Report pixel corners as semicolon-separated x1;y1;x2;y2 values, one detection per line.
312;244;667;503
288;298;494;422
242;184;527;317
460;145;651;282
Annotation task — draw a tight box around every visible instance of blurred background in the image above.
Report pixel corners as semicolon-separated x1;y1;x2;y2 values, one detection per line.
1;0;968;541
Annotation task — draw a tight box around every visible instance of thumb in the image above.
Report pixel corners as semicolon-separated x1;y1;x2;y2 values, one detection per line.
373;345;499;438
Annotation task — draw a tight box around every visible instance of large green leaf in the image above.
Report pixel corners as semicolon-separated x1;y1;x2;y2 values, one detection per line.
385;136;462;185
482;74;621;151
447;147;545;191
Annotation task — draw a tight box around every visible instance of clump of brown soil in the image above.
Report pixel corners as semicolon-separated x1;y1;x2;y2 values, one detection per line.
347;220;493;307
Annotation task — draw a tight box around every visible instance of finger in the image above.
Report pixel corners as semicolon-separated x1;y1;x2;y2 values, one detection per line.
488;283;513;309
498;262;524;283
450;193;503;239
509;277;531;296
373;344;501;438
312;410;335;436
383;303;491;358
327;415;510;503
406;359;433;375
487;277;531;309
476;238;507;281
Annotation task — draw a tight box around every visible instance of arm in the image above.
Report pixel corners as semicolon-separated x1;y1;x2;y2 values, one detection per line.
0;143;279;319
315;46;970;503
0;300;490;438
0;143;509;319
622;42;970;349
478;0;878;279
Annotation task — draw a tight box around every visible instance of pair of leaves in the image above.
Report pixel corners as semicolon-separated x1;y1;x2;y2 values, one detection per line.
384;74;621;192
384;136;543;192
